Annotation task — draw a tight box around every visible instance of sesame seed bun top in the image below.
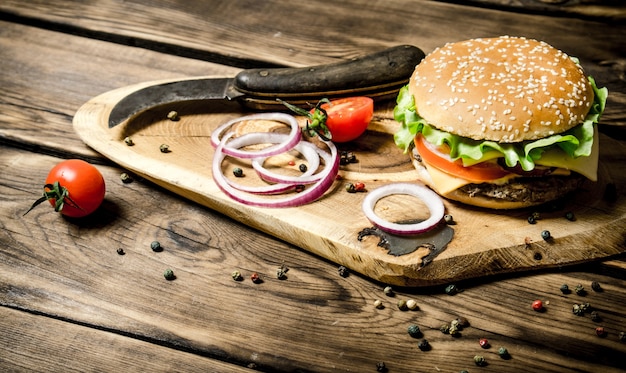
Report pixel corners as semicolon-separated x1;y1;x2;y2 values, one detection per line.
410;36;594;143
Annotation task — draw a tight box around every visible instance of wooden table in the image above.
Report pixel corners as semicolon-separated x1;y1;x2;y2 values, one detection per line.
1;1;625;372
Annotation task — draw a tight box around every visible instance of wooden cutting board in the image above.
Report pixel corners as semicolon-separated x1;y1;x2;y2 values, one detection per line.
73;77;626;287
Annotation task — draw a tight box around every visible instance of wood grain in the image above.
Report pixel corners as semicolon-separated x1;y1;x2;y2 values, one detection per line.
2;146;626;372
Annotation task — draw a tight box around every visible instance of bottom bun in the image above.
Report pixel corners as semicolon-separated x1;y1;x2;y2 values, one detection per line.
410;148;585;210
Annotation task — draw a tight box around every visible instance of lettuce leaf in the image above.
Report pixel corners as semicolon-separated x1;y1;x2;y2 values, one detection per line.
393;77;608;171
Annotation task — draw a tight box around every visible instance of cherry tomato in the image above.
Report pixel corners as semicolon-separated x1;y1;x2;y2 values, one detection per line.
40;159;106;218
414;135;511;182
312;97;373;142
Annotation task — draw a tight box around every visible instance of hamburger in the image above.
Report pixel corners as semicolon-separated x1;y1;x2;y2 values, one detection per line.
394;36;608;209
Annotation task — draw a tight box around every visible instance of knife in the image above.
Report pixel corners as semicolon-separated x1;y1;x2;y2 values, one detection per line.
108;45;425;127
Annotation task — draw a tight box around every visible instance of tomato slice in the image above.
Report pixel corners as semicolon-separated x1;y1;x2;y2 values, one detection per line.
414;135;511;182
312;97;373;142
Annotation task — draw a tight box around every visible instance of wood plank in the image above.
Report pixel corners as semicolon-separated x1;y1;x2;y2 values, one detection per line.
0;306;252;372
2;146;626;372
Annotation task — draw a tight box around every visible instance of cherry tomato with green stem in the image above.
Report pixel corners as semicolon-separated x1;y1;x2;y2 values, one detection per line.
280;97;374;143
25;159;106;218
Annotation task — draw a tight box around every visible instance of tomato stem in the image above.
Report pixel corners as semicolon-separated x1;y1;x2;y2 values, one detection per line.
277;98;333;141
23;181;84;216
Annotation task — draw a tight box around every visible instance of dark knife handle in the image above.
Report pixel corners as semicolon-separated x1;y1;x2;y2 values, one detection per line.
233;45;424;109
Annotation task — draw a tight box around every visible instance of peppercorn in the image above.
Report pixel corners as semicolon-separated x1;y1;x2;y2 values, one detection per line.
575;284;586;296
159;144;170;153
450;319;460;330
276;265;288;280
479;338;489;348
383;286;394;297
150;241;163;252
374;299;384;309
298;163;308;172
406;299;418;310
353;182;366;192
456;317;469;328
445;284;459;295
124;136;134;146
116;248;125;255
397;299;408;311
580;302;591;313
591;281;602;292
560;284;570;294
120;172;133;184
417;339;430;351
596;327;607;337
167;110;179;121
407;324;421;338
233;167;244;177
565;211;576;221
440;324;450;334
590;311;601;322
163;268;175;280
250;272;261;283
572;304;585;316
444;214;455;225
376;361;387;372
337;266;349;277
498;346;510;359
619;331;626;342
294;184;305;193
527;215;537;224
474;355;486;366
541;230;551;241
231;270;243;281
340;151;358;165
532;299;544;312
448;324;460;337
345;183;356;193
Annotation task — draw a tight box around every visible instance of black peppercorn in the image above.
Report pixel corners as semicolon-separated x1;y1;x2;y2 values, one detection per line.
474;355;486;366
444;214;455;225
376;361;387;372
337;266;349;277
233;167;244;177
159;144;170;153
498;346;510;359
116;248;125;255
565;211;576;221
150;241;163;252
417;339;430;351
445;284;459;295
541;230;551;241
591;281;602;292
163;268;175;280
590;311;601;322
619;331;626;342
560;284;570;294
407;324;422;338
298;163;308;172
575;284;586;296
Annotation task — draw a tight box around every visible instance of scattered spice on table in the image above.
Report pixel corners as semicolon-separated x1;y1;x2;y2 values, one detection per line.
116;248;125;255
150;241;163;252
407;324;422;338
167;110;179;121
444;214;455;225
374;299;384;309
474;355;486;366
383;286;394;297
498;346;510;359
397;299;408;311
120;172;133;184
124;136;134;146
560;284;571;294
479;338;490;348
532;299;544;312
590;311;601;322
406;299;418;310
417;339;430;351
565;211;576;221
376;361;387;372
541;230;552;241
159;144;170;153
591;281;602;292
575;284;586;296
339;151;357;165
596;327;607;337
163;268;175;280
619;331;626;342
298;163;308;172
337;265;349;277
276;264;288;280
250;272;261;283
231;270;243;281
445;284;460;295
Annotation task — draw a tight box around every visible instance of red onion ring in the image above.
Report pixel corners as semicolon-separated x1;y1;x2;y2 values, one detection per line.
361;183;445;235
223;132;323;195
212;132;339;208
211;113;301;159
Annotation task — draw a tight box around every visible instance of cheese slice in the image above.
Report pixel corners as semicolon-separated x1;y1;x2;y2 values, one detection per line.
418;130;599;195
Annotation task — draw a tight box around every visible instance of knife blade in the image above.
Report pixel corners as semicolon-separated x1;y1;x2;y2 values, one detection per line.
108;45;425;127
